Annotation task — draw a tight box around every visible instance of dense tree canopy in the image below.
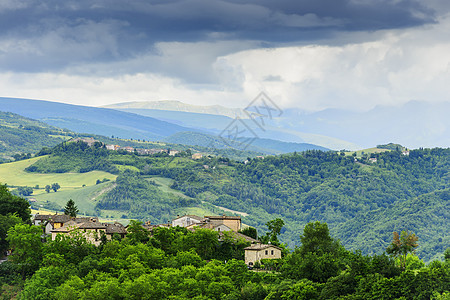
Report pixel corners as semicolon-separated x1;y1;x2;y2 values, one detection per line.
1;220;448;299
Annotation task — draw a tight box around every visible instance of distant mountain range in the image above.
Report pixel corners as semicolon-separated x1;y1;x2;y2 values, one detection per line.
279;101;450;149
2;97;448;151
0;97;196;141
103;100;246;119
104;99;450;150
0;97;328;157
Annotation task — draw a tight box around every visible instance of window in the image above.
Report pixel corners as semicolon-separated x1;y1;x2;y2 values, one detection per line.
271;250;274;255
265;250;268;255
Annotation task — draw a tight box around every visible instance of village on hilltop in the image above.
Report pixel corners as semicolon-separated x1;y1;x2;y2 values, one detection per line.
70;137;206;159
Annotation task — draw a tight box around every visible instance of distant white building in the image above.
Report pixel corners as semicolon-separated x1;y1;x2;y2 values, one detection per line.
171;215;203;227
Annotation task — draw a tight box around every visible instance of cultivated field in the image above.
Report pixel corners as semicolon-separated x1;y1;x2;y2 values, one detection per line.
0;156;117;189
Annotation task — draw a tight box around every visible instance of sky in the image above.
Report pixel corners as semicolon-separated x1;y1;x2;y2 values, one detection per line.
1;0;450;111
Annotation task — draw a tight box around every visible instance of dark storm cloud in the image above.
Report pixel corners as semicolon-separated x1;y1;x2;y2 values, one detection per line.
0;0;440;73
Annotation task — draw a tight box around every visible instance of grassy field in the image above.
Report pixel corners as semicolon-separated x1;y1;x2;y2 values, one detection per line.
31;181;114;215
0;156;117;188
147;176;191;198
3;157;230;223
345;147;390;157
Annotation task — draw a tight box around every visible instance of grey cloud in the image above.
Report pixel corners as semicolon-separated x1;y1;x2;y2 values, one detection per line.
0;0;443;76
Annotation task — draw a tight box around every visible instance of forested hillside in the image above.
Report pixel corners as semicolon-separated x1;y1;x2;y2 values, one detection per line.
21;141;449;261
0;111;74;161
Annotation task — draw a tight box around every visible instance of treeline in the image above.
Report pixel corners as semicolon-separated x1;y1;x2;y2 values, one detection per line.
1;218;449;299
26;141;118;174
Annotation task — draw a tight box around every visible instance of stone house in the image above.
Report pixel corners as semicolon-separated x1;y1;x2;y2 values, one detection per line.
51;219;107;246
204;215;241;232
105;223;127;240
244;243;282;266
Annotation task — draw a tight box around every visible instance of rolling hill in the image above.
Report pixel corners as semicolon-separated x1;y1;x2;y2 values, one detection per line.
6;140;447;262
0;97;201;141
103;100;246;119
164;132;329;154
0;99;330;157
0;111;75;160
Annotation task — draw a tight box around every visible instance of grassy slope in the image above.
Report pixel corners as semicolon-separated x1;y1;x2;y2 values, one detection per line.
344;147;390;157
147;176;227;218
0;157;117;188
1;157;222;221
32;182;114;214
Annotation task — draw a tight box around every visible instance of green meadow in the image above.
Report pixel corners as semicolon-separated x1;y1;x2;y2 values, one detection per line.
0;156;117;189
344;147;389;157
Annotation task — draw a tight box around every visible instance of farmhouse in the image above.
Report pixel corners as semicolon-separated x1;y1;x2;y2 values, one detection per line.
244;243;282;266
50;219;127;244
203;215;241;232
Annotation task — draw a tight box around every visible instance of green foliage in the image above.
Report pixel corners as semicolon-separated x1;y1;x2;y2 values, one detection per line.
239;226;257;239
27;141;118;174
3;220;449;300
282;221;348;283
64;199;79;217
261;218;284;246
126;220;150;244
0;214;22;255
18;140;450;261
6;224;43;277
51;182;60;192
0;111;73;160
377;143;406;151
97;171;198;223
0;183;31;223
386;231;419;270
16;186;33;196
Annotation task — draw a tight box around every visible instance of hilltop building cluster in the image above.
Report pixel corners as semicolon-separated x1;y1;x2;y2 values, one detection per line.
69;138;208;158
32;213;281;266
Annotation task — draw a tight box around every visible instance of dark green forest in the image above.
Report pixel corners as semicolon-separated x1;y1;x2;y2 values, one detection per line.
0;186;449;299
23;141;450;262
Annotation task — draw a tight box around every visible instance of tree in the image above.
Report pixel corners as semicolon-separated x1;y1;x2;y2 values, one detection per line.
0;214;22;255
64;199;79;217
240;227;257;240
0;183;31;223
261;218;284;246
126;220;150;244
444;248;450;261
6;223;43;277
282;221;347;283
45;185;51;193
386;231;419;270
17;186;33;196
51;183;61;193
190;228;219;260
298;221;336;256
